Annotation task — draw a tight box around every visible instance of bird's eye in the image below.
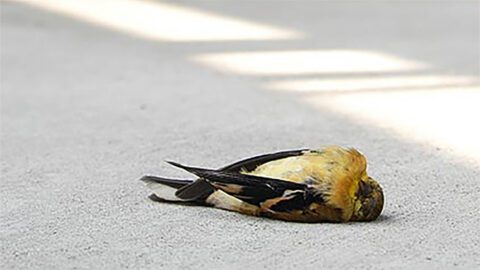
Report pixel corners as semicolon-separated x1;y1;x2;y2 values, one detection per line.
357;181;372;197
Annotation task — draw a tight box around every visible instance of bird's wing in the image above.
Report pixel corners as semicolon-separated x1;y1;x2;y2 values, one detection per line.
218;149;308;172
169;161;322;208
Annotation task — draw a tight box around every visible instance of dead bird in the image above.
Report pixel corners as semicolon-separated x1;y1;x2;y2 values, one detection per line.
141;146;384;222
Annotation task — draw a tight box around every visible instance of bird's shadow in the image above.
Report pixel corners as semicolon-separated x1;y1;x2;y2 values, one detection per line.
372;213;394;223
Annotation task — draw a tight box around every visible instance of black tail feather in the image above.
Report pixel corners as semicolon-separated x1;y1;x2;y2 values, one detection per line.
175;179;216;201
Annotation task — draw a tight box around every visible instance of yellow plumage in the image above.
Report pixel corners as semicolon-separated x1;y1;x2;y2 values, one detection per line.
246;147;370;221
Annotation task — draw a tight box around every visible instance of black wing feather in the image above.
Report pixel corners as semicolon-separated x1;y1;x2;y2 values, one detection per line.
145;149;312;206
268;189;323;212
140;175;192;189
219;149;308;172
166;161;309;206
167;161;306;190
175;178;215;201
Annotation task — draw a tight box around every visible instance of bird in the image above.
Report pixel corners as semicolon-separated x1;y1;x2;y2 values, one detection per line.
140;146;384;222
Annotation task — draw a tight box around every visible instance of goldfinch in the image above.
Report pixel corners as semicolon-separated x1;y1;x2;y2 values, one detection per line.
141;146;384;222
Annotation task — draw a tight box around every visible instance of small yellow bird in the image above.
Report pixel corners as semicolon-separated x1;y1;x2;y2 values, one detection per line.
141;146;384;222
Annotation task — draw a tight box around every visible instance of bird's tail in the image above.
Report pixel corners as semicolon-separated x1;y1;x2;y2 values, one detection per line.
140;175;193;202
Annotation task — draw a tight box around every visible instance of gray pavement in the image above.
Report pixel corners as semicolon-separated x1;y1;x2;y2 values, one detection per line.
1;1;479;269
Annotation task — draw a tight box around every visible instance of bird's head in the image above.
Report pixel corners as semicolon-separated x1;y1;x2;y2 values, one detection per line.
350;177;384;221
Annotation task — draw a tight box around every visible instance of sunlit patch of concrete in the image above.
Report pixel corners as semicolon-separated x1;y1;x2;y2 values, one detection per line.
15;0;301;42
191;50;427;75
264;75;477;93
304;86;480;166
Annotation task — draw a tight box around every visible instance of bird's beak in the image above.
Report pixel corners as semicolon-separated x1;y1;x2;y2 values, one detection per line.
367;198;377;218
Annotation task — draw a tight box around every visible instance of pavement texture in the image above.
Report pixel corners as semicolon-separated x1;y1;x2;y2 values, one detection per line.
1;1;479;269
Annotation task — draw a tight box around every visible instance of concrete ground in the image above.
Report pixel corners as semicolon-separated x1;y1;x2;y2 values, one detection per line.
1;1;479;269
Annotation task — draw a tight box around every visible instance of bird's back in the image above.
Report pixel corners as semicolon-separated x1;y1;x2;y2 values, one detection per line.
245;147;366;186
246;155;319;184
